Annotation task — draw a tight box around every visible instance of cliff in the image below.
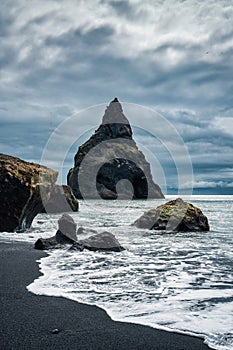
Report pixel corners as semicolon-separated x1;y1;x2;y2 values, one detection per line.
0;154;58;232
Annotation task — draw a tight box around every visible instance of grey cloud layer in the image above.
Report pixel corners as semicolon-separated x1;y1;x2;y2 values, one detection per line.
0;0;232;193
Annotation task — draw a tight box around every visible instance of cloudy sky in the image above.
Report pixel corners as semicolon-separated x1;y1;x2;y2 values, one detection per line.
0;0;233;194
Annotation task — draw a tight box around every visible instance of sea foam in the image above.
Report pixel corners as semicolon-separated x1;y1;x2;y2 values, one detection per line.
1;196;233;350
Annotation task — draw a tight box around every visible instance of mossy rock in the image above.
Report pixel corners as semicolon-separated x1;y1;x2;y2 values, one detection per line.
133;198;210;232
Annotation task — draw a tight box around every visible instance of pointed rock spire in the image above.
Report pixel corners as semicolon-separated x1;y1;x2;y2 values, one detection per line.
67;98;164;199
102;97;130;126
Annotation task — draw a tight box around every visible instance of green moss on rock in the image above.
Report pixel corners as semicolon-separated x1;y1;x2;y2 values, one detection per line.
133;198;210;232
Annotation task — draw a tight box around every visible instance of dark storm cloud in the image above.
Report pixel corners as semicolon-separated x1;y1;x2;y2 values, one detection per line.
0;8;14;37
138;56;232;110
0;121;48;162
107;0;136;17
82;25;115;45
44;24;114;49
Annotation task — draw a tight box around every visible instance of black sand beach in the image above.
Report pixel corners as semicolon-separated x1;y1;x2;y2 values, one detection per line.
0;241;211;350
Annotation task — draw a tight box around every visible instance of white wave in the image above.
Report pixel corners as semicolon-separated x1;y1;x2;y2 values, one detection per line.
1;198;233;350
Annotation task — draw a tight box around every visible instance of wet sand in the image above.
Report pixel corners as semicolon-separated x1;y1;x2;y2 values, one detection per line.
0;241;210;350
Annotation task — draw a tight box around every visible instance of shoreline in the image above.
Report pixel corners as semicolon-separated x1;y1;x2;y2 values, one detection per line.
0;240;211;349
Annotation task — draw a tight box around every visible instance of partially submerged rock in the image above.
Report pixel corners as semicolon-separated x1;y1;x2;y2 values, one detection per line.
0;153;57;232
133;198;210;232
77;227;98;235
57;213;77;242
41;185;79;213
71;232;125;252
34;214;77;250
34;236;57;250
35;217;125;252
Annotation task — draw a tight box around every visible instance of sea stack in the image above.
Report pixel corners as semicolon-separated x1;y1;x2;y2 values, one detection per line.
67;98;164;199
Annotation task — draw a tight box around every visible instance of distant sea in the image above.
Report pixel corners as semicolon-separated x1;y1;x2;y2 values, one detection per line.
1;195;233;350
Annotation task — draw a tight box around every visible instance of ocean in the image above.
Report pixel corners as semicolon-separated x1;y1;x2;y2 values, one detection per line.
1;195;233;350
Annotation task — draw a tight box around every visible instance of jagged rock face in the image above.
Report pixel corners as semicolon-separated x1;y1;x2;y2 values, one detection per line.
34;213;77;250
0;154;58;232
41;185;79;213
57;213;77;242
96;158;148;199
68;98;164;199
133;198;210;232
71;231;125;252
34;218;125;252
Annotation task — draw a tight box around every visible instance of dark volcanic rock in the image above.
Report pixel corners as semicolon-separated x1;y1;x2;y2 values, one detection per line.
0;153;58;232
34;214;77;250
77;227;98;235
57;213;77;242
42;185;79;213
34;236;57;250
133;198;210;232
69;242;85;252
67;98;164;199
35;219;124;252
71;232;125;252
